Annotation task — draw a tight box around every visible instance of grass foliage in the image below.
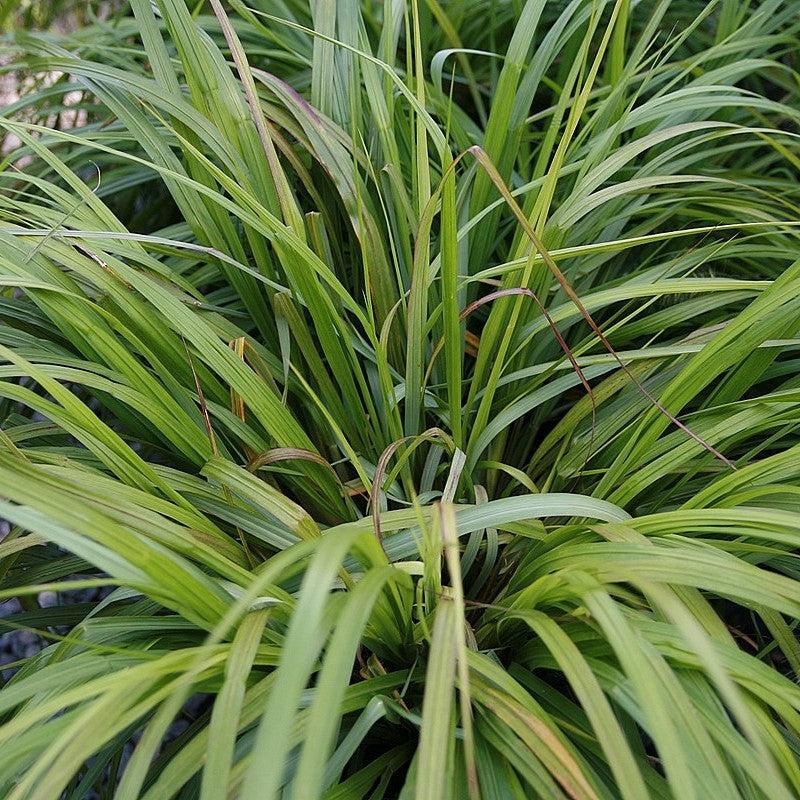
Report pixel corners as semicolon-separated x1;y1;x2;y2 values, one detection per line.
1;0;800;797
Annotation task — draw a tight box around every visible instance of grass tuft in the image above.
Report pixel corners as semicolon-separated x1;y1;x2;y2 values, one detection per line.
0;1;800;797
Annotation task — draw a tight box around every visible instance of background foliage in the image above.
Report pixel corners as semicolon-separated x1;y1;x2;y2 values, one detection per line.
1;0;800;797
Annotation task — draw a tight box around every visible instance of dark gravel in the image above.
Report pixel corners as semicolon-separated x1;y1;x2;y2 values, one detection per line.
0;520;38;676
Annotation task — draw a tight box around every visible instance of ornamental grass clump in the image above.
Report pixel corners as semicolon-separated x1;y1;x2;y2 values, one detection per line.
1;0;800;797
